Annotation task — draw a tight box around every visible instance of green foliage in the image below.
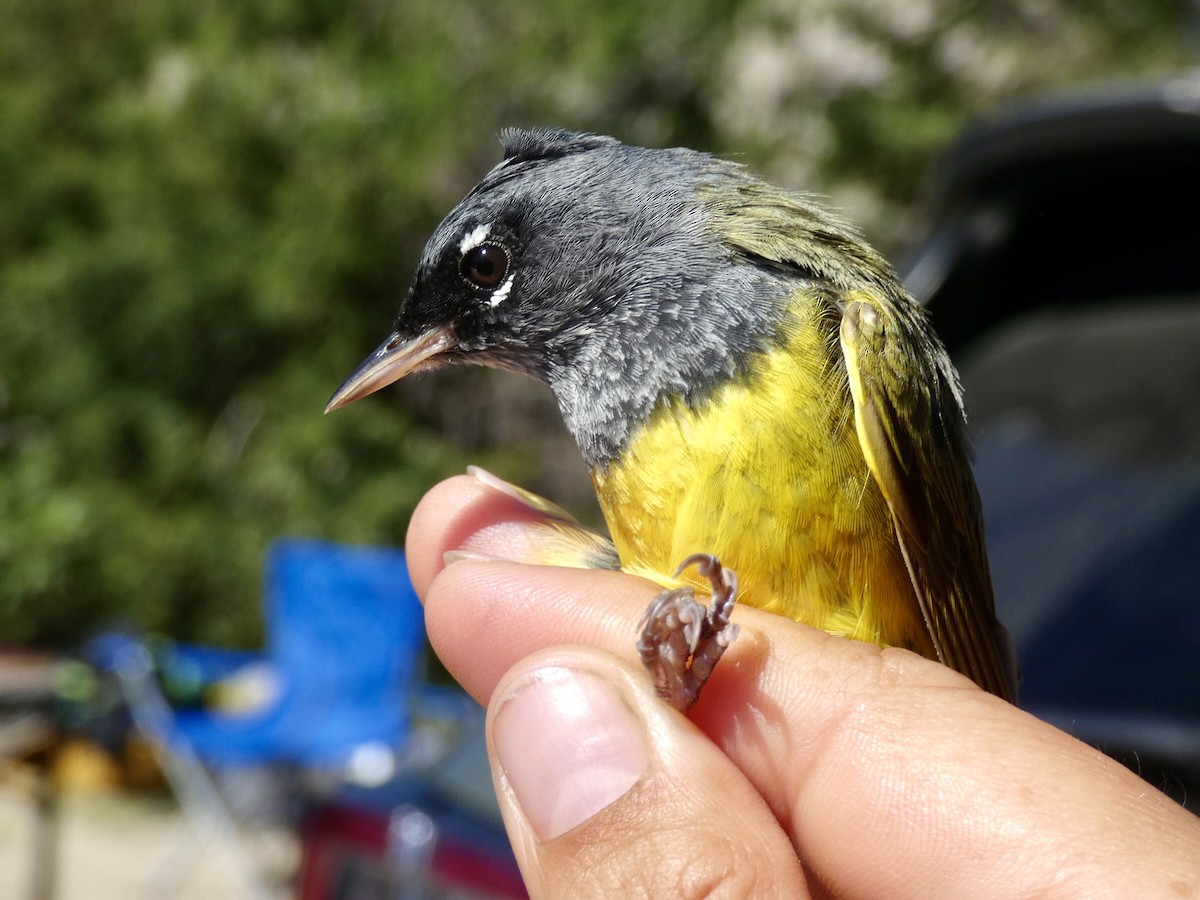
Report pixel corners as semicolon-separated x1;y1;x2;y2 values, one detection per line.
0;0;1192;646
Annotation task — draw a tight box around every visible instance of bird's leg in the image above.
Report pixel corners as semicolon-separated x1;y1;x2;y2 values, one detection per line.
636;554;740;710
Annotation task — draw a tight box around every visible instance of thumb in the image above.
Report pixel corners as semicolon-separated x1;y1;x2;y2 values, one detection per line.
486;646;809;898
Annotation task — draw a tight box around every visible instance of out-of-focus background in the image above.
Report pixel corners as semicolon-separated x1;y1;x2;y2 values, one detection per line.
2;1;1198;897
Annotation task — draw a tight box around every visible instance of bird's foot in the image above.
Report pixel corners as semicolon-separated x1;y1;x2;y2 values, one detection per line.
636;554;740;711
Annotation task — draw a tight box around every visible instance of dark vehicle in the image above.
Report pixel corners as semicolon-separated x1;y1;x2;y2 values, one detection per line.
903;74;1200;810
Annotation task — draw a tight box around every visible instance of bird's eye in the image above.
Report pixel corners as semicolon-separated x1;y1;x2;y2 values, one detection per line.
462;243;509;289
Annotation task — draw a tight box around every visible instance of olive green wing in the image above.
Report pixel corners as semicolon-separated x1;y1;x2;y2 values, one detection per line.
839;291;1018;701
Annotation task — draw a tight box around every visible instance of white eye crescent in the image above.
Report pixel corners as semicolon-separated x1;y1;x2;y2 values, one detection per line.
488;271;516;308
459;223;491;254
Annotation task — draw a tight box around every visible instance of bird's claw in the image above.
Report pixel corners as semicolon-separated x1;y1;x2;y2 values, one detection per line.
637;554;740;710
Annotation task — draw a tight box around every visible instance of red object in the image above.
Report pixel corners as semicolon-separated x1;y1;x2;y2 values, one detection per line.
298;802;527;899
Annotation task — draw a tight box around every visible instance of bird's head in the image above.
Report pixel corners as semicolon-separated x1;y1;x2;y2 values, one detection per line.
326;128;879;467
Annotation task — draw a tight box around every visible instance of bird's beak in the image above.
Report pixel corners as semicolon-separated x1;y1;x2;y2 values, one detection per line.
325;326;456;413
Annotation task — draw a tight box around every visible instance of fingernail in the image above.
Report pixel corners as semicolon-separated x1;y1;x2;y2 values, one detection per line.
467;465;579;523
492;666;648;840
443;549;506;565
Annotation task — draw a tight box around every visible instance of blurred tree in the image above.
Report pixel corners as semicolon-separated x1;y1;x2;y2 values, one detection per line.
0;0;1192;646
715;0;1198;247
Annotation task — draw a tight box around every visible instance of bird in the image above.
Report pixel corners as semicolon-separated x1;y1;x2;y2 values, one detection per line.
326;128;1018;708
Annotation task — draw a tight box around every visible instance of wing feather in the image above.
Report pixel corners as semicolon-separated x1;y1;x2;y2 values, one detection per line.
839;292;1018;701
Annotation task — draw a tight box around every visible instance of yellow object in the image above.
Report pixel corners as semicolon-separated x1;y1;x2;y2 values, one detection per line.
52;740;123;792
597;298;928;656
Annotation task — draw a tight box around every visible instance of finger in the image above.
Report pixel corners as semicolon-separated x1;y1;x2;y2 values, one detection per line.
404;472;558;595
421;558;660;705
405;471;615;597
486;645;808;899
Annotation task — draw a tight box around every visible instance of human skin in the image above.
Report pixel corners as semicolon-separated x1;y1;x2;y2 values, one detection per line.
406;472;1200;899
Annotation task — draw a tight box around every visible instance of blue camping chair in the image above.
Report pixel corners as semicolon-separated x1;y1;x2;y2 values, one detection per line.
97;539;433;898
167;539;426;770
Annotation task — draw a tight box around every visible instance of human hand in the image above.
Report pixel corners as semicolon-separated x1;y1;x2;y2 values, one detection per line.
406;471;1200;898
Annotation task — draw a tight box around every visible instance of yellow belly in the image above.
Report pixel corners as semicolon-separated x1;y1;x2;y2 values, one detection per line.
592;300;934;657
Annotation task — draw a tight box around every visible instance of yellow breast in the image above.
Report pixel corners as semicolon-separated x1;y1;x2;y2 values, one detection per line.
592;294;934;656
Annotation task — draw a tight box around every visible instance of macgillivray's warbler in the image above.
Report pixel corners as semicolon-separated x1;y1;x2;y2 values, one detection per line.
326;129;1018;708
